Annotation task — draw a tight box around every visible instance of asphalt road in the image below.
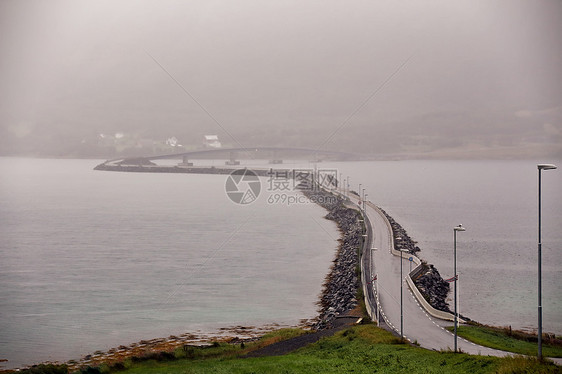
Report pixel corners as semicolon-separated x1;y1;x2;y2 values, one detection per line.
351;194;509;356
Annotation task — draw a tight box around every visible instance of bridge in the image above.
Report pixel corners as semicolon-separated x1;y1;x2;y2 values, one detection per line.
103;147;359;167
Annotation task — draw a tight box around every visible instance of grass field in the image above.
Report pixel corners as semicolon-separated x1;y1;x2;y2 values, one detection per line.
54;325;560;374
448;325;562;358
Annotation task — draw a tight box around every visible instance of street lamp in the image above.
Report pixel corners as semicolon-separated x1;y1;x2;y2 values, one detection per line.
400;248;404;339
339;173;342;193
537;163;557;359
362;188;366;212
453;224;466;353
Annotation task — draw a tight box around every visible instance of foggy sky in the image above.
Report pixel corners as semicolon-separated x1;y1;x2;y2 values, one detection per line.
1;0;561;157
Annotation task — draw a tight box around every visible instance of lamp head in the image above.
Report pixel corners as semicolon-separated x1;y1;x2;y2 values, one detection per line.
538;164;557;170
454;224;466;232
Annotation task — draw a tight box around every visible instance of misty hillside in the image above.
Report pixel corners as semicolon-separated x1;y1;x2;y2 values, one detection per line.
1;0;561;159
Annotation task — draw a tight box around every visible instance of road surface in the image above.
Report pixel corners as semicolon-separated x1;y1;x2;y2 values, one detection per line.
345;193;509;356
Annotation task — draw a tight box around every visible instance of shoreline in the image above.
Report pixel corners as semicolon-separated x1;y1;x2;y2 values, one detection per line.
1;323;307;373
4;189;560;372
24;324;287;373
6;166;557;371
2;185;361;372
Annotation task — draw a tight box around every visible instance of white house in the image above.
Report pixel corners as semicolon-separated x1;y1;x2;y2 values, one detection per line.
204;135;222;148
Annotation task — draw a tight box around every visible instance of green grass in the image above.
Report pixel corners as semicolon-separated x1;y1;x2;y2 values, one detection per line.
448;325;562;358
98;325;559;374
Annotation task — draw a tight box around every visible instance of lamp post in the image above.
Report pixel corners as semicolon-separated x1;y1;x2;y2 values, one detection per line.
362;188;366;212
400;248;404;339
339;173;342;193
375;273;379;324
537;163;557;359
453;224;466;353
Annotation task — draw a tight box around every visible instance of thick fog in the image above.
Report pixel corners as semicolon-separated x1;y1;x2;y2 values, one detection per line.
1;0;561;158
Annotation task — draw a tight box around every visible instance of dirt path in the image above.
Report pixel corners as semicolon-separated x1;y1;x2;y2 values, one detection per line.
245;315;362;358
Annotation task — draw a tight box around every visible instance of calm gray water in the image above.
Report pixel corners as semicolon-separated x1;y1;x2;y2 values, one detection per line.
0;158;561;368
0;158;338;368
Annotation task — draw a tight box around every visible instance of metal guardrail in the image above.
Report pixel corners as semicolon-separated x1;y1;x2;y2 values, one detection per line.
360;206;377;322
366;201;465;324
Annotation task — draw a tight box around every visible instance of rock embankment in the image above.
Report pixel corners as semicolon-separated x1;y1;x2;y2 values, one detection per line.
378;208;451;314
300;188;363;330
411;264;451;313
378;208;420;255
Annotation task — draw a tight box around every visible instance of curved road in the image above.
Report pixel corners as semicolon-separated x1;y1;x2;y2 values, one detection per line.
363;199;561;366
364;199;508;355
343;192;510;356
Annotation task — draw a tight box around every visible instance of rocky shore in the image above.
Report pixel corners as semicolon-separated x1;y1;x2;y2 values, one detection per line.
300;187;455;325
2;325;280;373
378;208;451;314
299;188;363;330
377;208;421;256
412;264;451;313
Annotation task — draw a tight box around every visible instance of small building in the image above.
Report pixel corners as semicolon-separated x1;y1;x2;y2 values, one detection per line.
204;135;222;148
166;136;179;147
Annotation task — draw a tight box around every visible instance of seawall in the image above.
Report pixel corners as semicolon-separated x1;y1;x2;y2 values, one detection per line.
94;162;277;176
298;188;363;330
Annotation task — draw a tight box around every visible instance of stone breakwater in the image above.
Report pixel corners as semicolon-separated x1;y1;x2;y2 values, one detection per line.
93;163;277;176
412;264;451;313
377;208;421;256
378;208;451;314
300;188;363;330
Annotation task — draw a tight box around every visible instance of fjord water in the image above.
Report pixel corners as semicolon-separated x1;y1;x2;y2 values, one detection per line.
0;158;338;368
1;158;561;368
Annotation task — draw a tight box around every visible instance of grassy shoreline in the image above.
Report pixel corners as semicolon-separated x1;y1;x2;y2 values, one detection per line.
447;324;562;358
10;324;560;374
